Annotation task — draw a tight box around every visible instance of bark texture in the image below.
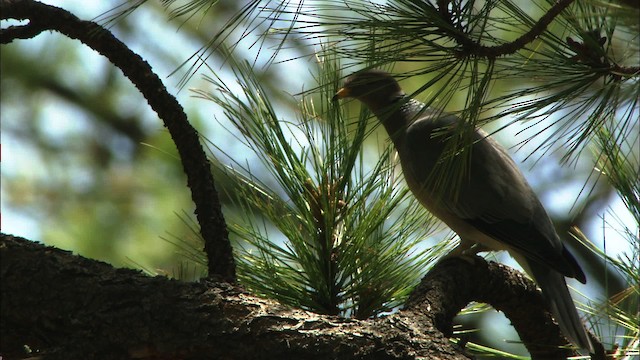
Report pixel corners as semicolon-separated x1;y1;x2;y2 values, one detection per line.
1;234;467;360
1;234;590;359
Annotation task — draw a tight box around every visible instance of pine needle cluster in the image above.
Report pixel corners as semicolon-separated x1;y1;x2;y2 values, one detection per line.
195;54;447;318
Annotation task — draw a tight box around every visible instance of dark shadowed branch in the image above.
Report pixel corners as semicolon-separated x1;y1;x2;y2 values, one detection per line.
0;0;236;281
407;256;604;359
0;234;467;360
0;234;605;359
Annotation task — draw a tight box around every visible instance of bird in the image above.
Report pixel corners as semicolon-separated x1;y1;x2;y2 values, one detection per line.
333;69;593;352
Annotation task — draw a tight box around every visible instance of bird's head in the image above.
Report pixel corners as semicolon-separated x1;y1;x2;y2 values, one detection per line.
333;70;405;111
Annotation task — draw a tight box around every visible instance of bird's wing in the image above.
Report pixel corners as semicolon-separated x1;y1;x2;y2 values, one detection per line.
402;116;584;281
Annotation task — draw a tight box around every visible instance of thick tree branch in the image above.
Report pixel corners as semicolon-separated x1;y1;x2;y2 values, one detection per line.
0;0;235;281
407;257;593;359
1;234;605;359
0;234;468;360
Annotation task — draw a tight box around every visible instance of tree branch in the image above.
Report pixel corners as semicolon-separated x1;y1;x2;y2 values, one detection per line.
1;233;605;359
438;0;639;80
0;0;236;281
0;22;42;40
440;0;576;58
406;257;592;359
0;234;468;360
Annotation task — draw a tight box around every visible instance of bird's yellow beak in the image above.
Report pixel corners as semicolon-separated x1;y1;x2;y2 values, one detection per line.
332;87;350;101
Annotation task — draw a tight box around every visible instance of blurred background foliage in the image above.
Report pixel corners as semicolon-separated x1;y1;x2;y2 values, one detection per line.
1;0;638;357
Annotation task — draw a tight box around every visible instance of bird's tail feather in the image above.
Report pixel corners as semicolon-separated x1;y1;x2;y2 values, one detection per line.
528;260;594;353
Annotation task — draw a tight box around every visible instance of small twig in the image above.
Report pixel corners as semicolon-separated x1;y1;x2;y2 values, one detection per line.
612;64;640;77
0;0;236;281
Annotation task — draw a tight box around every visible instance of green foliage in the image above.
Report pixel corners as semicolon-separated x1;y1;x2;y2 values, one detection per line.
594;127;640;223
587;125;640;356
194;54;447;317
573;221;639;357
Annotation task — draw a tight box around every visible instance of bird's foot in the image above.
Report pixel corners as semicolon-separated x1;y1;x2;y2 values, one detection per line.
439;241;489;265
449;241;490;256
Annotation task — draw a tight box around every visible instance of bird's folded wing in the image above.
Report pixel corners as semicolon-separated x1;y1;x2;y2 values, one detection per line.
403;121;583;280
447;135;585;281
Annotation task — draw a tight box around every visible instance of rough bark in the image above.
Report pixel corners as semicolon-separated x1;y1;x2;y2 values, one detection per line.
1;233;594;359
1;234;466;360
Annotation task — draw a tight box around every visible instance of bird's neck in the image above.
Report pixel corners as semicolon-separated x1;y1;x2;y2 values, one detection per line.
373;95;423;143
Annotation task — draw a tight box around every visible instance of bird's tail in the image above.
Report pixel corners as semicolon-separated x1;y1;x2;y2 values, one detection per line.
528;260;594;353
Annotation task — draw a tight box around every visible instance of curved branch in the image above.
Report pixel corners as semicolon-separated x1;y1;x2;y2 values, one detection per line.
445;0;576;58
0;0;235;281
443;0;638;78
406;257;605;359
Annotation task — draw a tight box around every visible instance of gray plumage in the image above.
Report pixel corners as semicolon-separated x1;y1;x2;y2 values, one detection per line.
334;69;593;352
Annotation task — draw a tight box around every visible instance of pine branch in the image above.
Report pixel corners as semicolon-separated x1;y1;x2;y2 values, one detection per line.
196;52;441;318
407;256;605;359
445;0;576;58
